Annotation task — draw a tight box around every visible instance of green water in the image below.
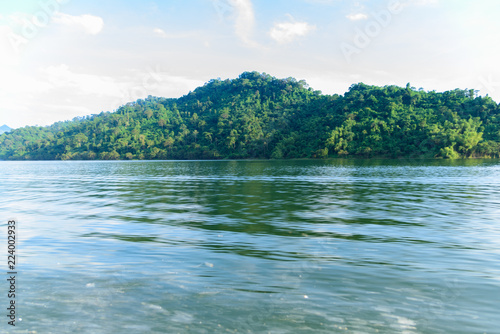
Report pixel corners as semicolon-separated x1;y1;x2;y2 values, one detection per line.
1;159;499;333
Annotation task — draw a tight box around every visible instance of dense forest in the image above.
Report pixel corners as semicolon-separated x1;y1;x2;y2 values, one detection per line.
1;71;500;160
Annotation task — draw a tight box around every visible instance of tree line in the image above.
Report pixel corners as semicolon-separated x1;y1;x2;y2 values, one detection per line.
1;71;499;160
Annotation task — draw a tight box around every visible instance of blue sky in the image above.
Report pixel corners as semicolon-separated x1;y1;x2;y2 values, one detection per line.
1;0;499;128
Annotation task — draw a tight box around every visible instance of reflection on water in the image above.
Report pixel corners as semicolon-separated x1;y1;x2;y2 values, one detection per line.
1;159;500;333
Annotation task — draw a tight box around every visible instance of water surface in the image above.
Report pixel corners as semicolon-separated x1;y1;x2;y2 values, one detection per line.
1;159;499;333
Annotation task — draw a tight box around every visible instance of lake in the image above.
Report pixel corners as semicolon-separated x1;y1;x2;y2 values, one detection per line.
1;159;499;333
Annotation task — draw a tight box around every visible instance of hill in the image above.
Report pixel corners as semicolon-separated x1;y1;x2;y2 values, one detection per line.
0;125;12;135
0;71;499;160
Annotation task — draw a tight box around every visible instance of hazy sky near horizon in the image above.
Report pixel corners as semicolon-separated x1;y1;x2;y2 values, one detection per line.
1;0;499;128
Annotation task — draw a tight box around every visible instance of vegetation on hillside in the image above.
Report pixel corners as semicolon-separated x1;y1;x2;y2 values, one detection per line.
1;71;499;160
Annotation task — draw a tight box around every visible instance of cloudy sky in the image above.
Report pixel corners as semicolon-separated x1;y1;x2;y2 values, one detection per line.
1;0;499;128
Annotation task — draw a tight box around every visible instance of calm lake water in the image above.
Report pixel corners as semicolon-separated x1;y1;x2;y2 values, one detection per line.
1;159;500;333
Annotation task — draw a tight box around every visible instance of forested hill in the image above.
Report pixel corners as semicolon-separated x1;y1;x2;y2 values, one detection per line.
1;71;500;160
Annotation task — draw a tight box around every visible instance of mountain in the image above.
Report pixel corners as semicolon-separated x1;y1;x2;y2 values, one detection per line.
0;71;499;160
0;125;12;134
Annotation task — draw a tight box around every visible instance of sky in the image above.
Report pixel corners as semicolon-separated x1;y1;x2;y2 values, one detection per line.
1;0;500;129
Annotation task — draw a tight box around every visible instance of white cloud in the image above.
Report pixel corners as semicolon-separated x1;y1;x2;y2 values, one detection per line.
346;13;368;21
40;64;121;96
153;28;167;38
152;28;200;40
269;18;316;44
228;0;259;47
52;12;103;35
0;68;52;101
0;25;21;66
